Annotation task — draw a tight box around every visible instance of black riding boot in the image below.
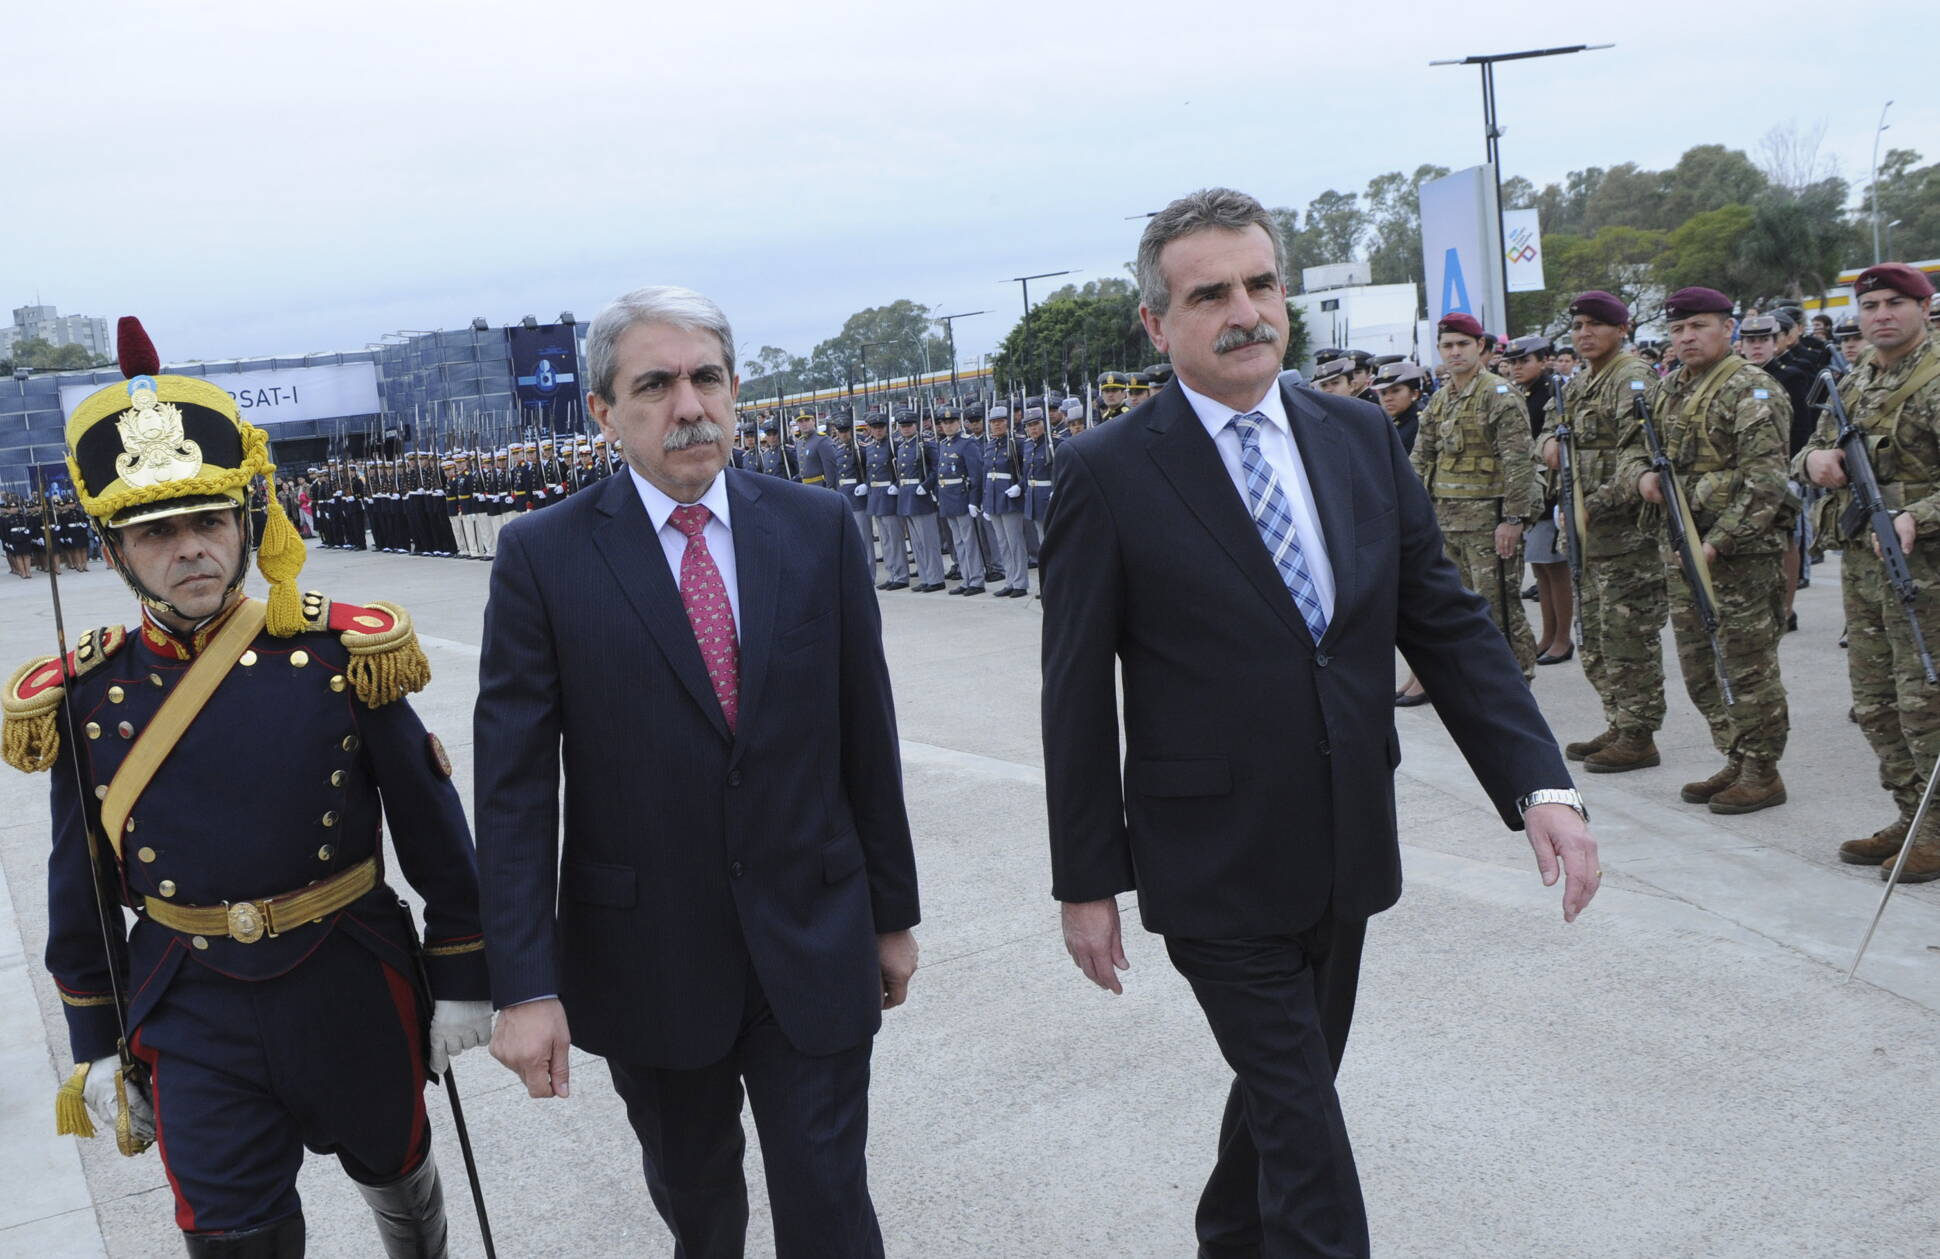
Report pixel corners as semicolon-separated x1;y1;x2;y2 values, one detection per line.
182;1213;305;1256
354;1150;448;1258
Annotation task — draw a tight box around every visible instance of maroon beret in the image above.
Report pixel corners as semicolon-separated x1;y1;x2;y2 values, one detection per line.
1567;290;1629;326
1437;312;1485;340
1664;287;1734;320
1854;263;1937;303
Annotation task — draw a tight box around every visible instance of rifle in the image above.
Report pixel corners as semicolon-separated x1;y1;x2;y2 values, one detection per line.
1810;367;1936;684
1631;379;1733;704
1491;496;1512;641
1552;373;1587;650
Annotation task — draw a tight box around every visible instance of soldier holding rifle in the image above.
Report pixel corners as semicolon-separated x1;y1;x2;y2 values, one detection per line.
1800;264;1940;879
1618;287;1794;814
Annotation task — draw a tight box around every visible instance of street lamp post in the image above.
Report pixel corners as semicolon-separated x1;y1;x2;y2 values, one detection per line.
1888;219;1903;259
1004;270;1075;398
1872;100;1895;264
1430;44;1614;334
933;310;987;409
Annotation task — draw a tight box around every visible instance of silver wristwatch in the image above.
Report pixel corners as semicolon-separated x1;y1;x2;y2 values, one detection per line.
1517;788;1589;822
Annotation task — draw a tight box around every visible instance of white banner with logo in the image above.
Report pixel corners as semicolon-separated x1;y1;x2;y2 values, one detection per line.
1503;209;1546;294
61;362;380;426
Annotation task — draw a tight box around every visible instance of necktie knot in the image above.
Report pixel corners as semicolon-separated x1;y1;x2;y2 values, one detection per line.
670;503;711;538
1227;412;1266;448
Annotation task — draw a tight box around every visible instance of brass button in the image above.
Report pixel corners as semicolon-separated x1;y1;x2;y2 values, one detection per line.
240;650;258;667
318;844;335;861
118;721;134;739
93;785;108;800
85;721;100;740
137;846;157;863
330;770;346;787
290;650;310;668
107;685;124;703
149;673;164;688
191;935;208;950
158;880;177;898
342;734;361;752
321;811;339;827
329;674;347;693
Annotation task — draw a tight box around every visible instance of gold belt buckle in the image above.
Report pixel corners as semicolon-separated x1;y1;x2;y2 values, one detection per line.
226;900;267;944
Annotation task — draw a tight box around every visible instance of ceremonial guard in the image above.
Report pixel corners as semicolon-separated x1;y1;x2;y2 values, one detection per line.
864;414;907;589
756;419;793;479
980;404;1030;597
450;452;486;559
828;410;871;546
1020;406;1060;583
1096;370;1132;421
342;462;369;551
1801;265;1940;876
794;408;839;491
509;443;538;513
1412;312;1542;679
535;438;567;507
480;448;511;554
1540;292;1667;773
2;319;492;1256
893;410;945;590
935;407;986;595
1618;287;1793;813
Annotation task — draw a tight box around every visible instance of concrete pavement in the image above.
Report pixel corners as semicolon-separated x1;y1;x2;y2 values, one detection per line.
0;542;1934;1258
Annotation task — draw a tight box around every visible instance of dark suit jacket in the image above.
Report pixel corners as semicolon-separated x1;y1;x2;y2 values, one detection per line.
474;468;920;1069
1040;380;1570;939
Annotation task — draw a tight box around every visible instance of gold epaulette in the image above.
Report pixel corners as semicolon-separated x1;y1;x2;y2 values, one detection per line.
3;626;127;773
300;591;431;707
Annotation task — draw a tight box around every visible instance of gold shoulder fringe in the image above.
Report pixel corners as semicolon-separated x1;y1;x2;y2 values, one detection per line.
341;601;431;707
3;656;63;773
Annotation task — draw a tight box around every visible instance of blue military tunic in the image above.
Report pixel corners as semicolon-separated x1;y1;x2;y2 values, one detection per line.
981;434;1025;516
893;436;940;517
936;434;985;516
1023;433;1061;522
864;440;898;517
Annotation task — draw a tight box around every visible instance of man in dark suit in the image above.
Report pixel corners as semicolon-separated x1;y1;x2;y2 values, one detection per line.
474;285;922;1259
1041;189;1602;1259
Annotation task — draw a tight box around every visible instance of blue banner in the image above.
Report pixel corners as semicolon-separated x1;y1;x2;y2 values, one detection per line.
506;324;583;433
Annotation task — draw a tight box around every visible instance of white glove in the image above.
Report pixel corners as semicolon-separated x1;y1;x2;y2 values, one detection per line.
914;486;928;498
83;1055;154;1142
428;999;495;1074
968;505;982;518
887;486;900;496
853;484;868;498
1005;484;1022;499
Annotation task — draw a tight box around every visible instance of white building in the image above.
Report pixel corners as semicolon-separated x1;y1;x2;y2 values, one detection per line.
1290;264;1429;362
0;305;111;359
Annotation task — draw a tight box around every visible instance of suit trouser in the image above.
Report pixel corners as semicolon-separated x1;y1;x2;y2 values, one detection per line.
1165;912;1370;1259
606;968;883;1259
873;514;908;582
943;513;984;587
990;511;1029;591
903;513;944;586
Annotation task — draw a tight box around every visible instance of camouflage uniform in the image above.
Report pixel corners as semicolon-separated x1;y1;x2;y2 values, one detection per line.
1412;368;1542;677
1795;333;1940;857
1617;353;1794;779
1542;351;1667;753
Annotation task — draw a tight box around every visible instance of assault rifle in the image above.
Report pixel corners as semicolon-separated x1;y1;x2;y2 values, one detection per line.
1552;375;1587;650
1631;380;1733;704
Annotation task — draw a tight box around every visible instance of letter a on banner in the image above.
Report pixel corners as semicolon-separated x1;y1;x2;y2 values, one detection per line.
1441;248;1473;317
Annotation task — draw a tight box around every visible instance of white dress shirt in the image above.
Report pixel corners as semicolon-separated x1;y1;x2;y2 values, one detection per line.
1177;375;1337;623
629;466;742;642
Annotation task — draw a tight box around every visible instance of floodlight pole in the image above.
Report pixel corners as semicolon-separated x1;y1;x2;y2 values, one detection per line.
934;310;987;406
1005;271;1075;395
1871;100;1895;264
1431;44;1613;333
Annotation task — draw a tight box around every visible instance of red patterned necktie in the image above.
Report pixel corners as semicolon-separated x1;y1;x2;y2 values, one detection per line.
669;504;740;731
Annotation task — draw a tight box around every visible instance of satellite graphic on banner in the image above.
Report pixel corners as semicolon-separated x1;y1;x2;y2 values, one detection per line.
506;323;583;432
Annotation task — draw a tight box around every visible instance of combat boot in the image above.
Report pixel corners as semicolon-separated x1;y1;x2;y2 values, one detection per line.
1881;842;1940;883
1583;731;1661;774
1564;728;1615;762
1680;758;1742;804
1708;759;1787;814
1838;817;1909;865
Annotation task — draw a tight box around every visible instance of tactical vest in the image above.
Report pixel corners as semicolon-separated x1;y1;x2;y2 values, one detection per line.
1839;339;1940;510
1429;372;1512;499
1661;355;1748;475
1564;353;1646;449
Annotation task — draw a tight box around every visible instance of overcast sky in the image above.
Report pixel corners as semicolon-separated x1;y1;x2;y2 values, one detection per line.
10;0;1935;370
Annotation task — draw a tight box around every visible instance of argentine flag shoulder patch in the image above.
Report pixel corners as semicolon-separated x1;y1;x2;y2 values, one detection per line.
1496;385;1510;393
1753;389;1770;399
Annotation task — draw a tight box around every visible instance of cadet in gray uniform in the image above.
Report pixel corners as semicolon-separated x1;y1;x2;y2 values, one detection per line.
936;408;987;595
893;411;945;592
794;409;839;491
981;405;1030;597
864;415;907;589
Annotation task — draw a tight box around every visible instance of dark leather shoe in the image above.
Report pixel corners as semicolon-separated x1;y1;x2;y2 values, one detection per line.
1395;689;1430;708
917;583;945;592
960;585;985;596
878;580;909;591
945;567;961;580
1535;644;1575;665
948;585;968;595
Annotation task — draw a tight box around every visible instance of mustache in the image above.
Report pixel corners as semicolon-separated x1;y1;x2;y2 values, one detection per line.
663;419;727;452
1214;322;1280;354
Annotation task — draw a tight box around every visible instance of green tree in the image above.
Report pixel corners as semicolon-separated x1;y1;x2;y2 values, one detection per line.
1866;148;1940;263
1533;167;1606;236
1655;204;1759;301
1736;179;1849;302
3;338;110;372
1365;164;1450;286
1508;225;1668;335
1659;145;1769;227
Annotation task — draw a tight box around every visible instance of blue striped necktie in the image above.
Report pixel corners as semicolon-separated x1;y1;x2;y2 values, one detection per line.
1227;412;1329;643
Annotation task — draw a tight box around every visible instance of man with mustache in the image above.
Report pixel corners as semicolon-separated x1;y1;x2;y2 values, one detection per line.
475;285;921;1258
1041;188;1598;1258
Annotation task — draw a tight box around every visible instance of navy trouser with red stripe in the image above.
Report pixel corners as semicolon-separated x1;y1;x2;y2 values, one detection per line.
129;931;429;1235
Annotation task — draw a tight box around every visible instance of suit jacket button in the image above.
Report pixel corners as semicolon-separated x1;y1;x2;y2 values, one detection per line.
1315;652;1331;667
730;861;745;879
727;770;742;787
1318;739;1332;756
